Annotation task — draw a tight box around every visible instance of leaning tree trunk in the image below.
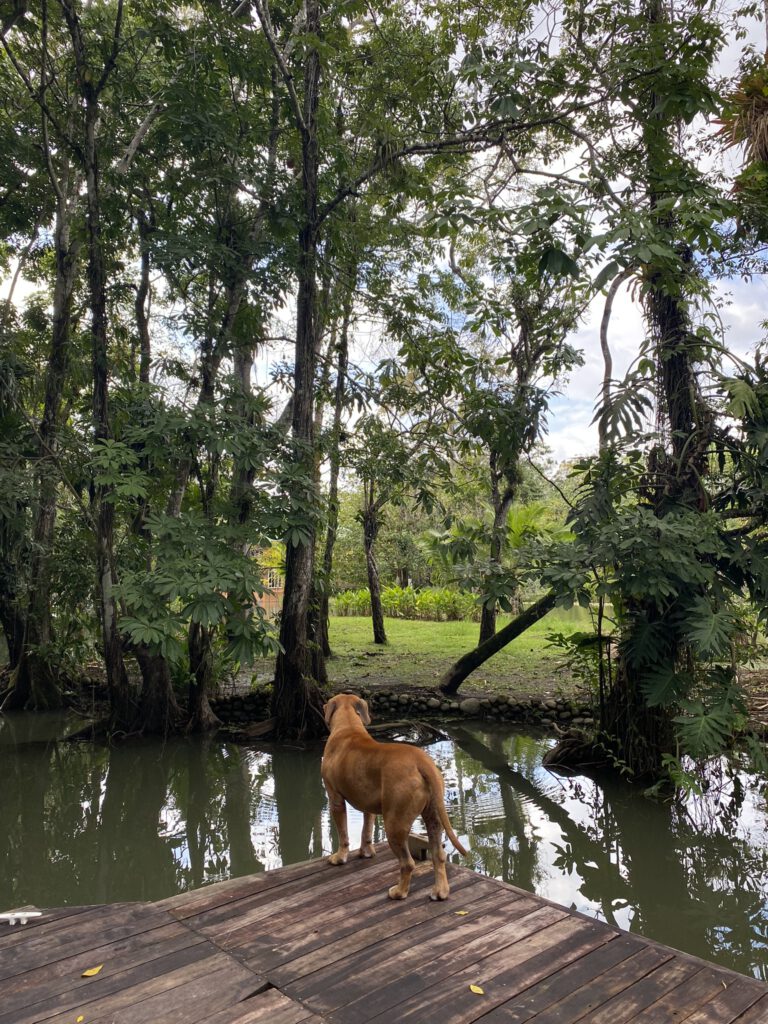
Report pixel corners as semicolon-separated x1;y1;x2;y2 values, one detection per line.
271;0;326;741
440;591;557;695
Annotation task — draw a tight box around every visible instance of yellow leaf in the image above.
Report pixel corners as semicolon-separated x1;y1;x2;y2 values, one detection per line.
469;984;485;995
455;910;469;916
81;965;103;978
77;1017;85;1022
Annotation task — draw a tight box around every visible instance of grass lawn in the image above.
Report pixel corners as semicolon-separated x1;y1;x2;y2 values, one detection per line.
325;607;592;699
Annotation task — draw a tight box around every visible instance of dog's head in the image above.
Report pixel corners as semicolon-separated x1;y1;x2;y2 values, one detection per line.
323;693;371;730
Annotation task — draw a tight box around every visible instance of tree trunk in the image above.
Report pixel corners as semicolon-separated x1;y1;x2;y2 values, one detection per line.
479;455;515;645
60;0;133;733
547;0;700;780
83;98;133;729
135;208;153;386
319;291;352;657
0;602;25;672
124;202;183;734
134;645;183;735
3;164;80;711
363;504;387;644
187;621;221;732
271;0;326;741
440;591;557;695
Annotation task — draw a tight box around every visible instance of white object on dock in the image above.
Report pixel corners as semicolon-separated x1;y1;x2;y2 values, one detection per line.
0;911;42;926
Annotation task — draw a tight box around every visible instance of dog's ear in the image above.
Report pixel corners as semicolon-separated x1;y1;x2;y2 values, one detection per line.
355;698;371;725
323;701;337;728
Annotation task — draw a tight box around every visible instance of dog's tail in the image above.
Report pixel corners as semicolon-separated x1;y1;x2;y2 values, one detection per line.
439;803;468;856
423;763;468;856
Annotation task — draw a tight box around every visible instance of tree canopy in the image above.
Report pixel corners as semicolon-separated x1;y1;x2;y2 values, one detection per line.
1;0;768;782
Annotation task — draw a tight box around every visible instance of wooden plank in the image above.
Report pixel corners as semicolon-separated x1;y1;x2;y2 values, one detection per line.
266;877;507;985
160;860;330;916
573;958;703;1023
357;919;614;1024
473;934;653;1023
492;944;674;1024
0;903;174;981
629;966;744;1023
0;937;223;1024
324;904;574;1023
0;905;99;944
156;862;323;915
3;854;766;1024
243;868;486;974
0;920;205;1015
204;988;325;1024
200;858;399;947
162;848;386;920
187;855;395;936
723;993;768;1023
678;978;768;1024
82;958;265;1024
286;891;539;1010
224;861;474;963
0;904;136;952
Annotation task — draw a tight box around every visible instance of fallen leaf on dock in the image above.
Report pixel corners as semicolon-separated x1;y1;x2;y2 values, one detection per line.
81;965;103;977
455;910;469;916
469;984;485;995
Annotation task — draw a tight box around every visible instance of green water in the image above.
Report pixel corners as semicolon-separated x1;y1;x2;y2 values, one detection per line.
1;712;766;980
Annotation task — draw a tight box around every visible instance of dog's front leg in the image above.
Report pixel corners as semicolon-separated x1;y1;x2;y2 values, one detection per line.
326;786;350;865
360;812;376;858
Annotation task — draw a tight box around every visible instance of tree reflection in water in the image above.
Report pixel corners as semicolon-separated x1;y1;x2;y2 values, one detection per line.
441;723;768;981
0;713;766;979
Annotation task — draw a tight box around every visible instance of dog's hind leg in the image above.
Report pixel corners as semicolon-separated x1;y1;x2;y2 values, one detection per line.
422;801;450;900
360;812;376;858
383;819;415;900
325;785;350;865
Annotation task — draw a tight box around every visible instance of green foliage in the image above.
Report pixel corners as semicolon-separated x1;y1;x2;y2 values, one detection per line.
332;585;479;622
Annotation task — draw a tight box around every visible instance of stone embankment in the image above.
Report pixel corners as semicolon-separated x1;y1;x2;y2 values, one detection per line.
210;685;594;732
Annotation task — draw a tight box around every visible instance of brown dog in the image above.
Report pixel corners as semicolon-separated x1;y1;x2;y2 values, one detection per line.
321;693;467;900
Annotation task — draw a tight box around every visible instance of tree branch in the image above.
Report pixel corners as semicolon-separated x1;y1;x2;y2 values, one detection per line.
116;100;165;174
598;267;634;451
317;108;589;226
252;0;307;136
95;0;123;95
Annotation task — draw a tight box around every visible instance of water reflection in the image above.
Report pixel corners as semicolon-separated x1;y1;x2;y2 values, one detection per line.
440;724;768;981
0;713;766;979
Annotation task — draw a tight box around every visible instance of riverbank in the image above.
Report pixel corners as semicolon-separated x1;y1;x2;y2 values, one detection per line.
214;614;768;738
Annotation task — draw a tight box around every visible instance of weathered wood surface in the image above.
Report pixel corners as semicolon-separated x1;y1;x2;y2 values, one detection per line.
3;848;767;1023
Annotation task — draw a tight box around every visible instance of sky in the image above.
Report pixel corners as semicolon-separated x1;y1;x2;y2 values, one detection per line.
545;273;768;463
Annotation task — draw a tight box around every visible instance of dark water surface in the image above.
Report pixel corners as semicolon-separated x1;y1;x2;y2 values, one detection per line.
1;712;767;979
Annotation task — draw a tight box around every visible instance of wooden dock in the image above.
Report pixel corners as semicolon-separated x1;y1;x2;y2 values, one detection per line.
2;848;767;1024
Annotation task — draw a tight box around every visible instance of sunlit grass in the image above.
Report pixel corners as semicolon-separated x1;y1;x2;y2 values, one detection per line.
326;607;591;698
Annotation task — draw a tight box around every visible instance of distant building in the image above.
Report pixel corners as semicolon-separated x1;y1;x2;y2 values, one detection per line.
256;564;284;619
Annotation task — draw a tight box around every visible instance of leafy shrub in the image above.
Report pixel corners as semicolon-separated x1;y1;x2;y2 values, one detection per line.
331;585;479;622
333;589;372;617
